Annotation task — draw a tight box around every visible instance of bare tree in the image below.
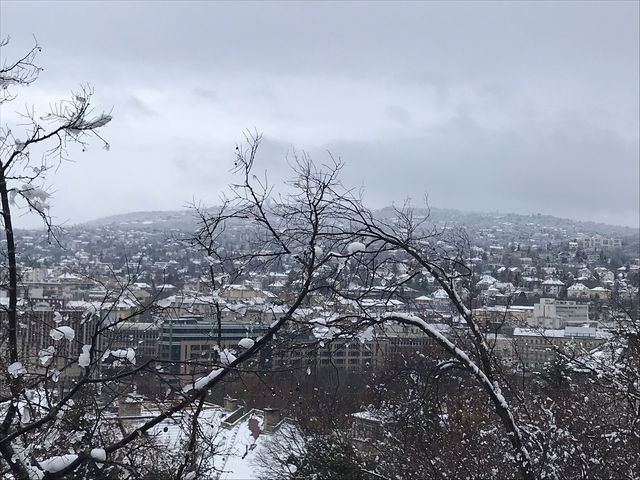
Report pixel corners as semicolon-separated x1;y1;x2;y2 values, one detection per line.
0;40;234;480
0;38;112;479
175;132;533;479
190;134;638;479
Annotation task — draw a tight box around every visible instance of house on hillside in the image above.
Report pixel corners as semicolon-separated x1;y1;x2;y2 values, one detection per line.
541;278;564;297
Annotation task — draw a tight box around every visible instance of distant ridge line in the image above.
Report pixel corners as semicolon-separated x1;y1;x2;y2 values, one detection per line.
79;206;638;235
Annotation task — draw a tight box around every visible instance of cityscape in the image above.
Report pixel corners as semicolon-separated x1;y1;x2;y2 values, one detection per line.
3;197;638;479
1;1;638;479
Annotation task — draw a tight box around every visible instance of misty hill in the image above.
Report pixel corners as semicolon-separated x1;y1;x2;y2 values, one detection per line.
84;210;200;231
376;206;638;238
85;206;638;239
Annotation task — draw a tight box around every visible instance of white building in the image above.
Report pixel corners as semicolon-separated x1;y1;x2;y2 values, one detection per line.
581;236;622;249
530;298;591;329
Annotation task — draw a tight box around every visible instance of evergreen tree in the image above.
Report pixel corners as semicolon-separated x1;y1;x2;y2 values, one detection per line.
287;436;367;480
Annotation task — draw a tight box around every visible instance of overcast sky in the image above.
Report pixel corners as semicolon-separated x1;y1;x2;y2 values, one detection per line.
1;1;638;228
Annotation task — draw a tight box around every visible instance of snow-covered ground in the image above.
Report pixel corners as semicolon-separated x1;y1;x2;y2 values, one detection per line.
122;402;291;479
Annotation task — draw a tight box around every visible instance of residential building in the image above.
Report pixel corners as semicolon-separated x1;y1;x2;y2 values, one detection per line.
581;236;622;249
567;283;590;299
541;278;564;296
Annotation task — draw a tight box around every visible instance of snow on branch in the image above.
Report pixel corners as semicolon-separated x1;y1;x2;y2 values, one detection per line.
381;312;533;474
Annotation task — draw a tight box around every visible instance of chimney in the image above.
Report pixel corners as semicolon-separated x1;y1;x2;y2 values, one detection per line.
263;407;281;431
224;396;238;412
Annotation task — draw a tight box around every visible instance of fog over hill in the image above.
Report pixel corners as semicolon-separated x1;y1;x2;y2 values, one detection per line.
82;206;638;239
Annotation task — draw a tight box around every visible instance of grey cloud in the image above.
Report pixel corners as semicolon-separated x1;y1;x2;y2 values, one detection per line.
125;95;157;117
319;114;638;226
386;106;412;124
192;87;218;102
4;2;637;83
1;1;637;228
